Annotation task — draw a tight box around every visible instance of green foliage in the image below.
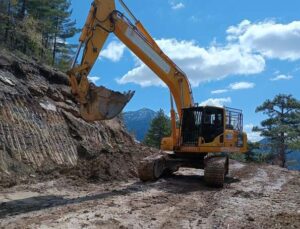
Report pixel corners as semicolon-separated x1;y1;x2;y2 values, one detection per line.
245;141;260;162
253;94;300;167
0;0;78;70
230;141;274;164
229;153;246;163
256;152;274;163
144;109;171;148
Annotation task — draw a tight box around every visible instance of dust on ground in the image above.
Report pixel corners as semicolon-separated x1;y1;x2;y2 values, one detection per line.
0;160;299;229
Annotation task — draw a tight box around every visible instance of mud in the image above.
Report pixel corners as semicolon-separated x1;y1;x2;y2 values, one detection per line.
0;50;155;187
1;161;299;229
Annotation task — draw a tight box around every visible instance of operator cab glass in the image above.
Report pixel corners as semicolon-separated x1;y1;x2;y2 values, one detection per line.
181;106;224;146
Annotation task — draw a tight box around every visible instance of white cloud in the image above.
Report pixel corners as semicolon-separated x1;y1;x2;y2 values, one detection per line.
200;97;231;107
170;1;185;10
229;81;255;90
56;37;68;45
117;20;300;88
99;41;126;62
227;20;300;61
270;74;293;81
189;15;201;23
244;124;254;129
247;131;263;142
226;20;252;41
212;81;255;94
88;76;101;84
244;124;263;142
294;66;300;72
117;39;265;87
211;89;228;94
117;63;164;87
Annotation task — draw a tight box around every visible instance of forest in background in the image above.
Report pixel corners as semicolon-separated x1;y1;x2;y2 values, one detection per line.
0;0;78;70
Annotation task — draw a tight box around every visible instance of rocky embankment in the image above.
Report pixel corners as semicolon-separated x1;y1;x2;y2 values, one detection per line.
0;50;154;187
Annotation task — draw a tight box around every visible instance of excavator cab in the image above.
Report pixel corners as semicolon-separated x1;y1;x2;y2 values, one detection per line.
179;106;246;151
181;106;225;146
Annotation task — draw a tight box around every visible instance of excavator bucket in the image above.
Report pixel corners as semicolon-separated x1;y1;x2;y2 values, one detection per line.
79;84;134;122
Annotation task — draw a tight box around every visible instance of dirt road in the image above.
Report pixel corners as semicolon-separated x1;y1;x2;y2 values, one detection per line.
1;161;299;229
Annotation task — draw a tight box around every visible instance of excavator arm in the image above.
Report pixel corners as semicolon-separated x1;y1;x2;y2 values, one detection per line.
68;0;194;123
68;0;135;121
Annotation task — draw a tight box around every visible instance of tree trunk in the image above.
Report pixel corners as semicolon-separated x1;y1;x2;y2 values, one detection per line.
52;18;59;66
278;106;286;168
279;132;286;167
19;0;26;20
4;0;11;43
52;33;57;66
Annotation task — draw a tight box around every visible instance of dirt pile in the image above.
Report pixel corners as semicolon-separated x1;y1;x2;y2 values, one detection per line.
0;50;154;187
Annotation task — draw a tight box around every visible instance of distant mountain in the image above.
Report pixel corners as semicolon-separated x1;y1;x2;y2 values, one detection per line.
123;108;157;142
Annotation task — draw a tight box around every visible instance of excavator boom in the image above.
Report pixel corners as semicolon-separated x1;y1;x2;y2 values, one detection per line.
68;0;193;122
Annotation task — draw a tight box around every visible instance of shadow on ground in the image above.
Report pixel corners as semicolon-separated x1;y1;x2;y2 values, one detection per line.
0;174;240;218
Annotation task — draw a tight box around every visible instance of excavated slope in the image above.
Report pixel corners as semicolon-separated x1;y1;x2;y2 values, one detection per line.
0;50;153;186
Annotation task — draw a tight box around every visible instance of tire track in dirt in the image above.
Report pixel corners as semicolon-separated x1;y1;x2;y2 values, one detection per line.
0;162;299;229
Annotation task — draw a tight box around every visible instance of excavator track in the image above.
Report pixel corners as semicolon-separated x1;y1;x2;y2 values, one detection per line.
204;156;228;188
138;154;166;181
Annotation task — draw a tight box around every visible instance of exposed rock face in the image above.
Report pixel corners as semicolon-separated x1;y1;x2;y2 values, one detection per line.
0;50;152;186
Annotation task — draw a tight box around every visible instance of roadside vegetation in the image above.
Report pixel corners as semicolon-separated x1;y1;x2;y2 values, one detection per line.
0;0;78;71
253;94;300;167
144;109;171;148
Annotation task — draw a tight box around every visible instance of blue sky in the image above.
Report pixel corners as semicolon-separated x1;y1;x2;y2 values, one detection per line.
69;0;300;141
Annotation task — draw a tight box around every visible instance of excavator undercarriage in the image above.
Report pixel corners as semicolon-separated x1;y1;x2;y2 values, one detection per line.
138;152;229;187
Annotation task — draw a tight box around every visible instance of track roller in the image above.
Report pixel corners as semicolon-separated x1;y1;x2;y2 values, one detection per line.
138;154;166;181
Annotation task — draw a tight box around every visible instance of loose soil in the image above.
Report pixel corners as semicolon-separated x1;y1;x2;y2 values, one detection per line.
1;161;299;229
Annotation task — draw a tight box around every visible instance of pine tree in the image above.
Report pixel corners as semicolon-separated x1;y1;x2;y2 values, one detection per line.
245;141;260;162
253;94;300;167
0;0;18;44
144;109;171;148
0;0;78;70
49;0;78;66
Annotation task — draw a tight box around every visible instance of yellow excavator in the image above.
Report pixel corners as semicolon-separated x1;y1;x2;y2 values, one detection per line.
68;0;247;187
